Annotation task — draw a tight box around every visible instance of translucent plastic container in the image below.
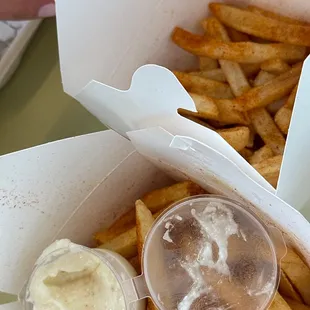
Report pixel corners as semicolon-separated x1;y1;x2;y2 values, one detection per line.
21;195;286;310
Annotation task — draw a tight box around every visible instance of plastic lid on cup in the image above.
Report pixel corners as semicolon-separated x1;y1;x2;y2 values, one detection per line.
141;195;284;310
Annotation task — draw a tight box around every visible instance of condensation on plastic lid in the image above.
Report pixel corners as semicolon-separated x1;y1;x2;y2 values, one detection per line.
142;195;285;310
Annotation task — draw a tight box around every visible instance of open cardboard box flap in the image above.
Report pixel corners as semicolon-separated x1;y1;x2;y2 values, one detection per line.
2;0;310;305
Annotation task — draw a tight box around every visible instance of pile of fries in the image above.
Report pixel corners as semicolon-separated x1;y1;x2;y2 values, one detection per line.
171;3;310;188
93;181;310;309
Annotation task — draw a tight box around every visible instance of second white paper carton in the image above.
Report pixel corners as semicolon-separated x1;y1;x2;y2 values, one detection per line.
2;0;310;308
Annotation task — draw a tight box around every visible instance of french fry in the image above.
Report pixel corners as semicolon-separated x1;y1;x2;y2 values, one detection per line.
267;99;286;115
178;108;215;130
279;270;303;303
189;69;227;82
275;106;293;135
246;127;255;148
136;200;154;261
98;227;137;258
254;70;276;87
189;65;261;82
209;3;310;46
268;293;292;310
275;85;298;134
217;127;250;151
261;59;291;74
249;145;274;165
213;97;251;125
94;209;136;245
227;27;250;42
98;208;164;260
249;108;285;155
233;63;302;111
142;181;205;213
135;200;158;310
247;5;309;27
252;155;283;187
239;148;254;159
286;84;298;109
199;56;218;70
202;17;251;96
173;71;234;99
189;92;219;119
172;27;306;63
285;298;310;310
281;248;310;305
94;181;204;244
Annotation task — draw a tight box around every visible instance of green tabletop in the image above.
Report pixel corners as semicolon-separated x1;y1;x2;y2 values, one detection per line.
0;18;106;156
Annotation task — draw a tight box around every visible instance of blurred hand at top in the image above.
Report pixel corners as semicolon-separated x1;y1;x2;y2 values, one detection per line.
0;0;55;20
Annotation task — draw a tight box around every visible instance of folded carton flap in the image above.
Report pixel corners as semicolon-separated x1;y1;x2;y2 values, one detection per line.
77;65;274;192
56;0;310;97
0;131;133;294
128;127;310;263
277;58;310;215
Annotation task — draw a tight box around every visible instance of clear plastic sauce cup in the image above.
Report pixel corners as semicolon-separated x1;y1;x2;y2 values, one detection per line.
21;195;286;310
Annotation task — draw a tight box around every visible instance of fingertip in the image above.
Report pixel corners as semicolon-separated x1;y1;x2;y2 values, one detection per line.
38;3;55;18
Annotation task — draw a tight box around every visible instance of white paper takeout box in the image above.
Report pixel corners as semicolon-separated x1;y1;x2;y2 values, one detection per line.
2;0;310;308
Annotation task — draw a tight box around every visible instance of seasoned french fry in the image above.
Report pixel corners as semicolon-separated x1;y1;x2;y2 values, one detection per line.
252;155;283;187
172;27;306;63
199;56;218;70
268;293;292;310
98;227;137;258
142;181;205;213
209;3;310;46
94;181;204;244
189;66;261;82
249;108;285;155
233;64;302;111
281;248;310;305
275;85;298;134
274;106;292;135
94;209;136;245
227;27;250;42
285;298;310;310
267;99;286;115
217;127;250;151
189;92;219;119
212;97;251;125
254;70;276;87
249;145;274;165
247;5;309;26
202;17;251;96
189;69;227;82
239;148;254;159
261;59;291;74
98;208;164;260
173;71;234;99
136;200;154;261
136;200;158;310
279;270;303;303
178;108;215;129
286;84;298;109
246;127;255;148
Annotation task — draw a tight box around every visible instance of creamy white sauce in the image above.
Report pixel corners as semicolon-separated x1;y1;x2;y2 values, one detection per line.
27;239;125;310
177;262;209;310
163;221;174;243
177;202;239;310
192;202;239;276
